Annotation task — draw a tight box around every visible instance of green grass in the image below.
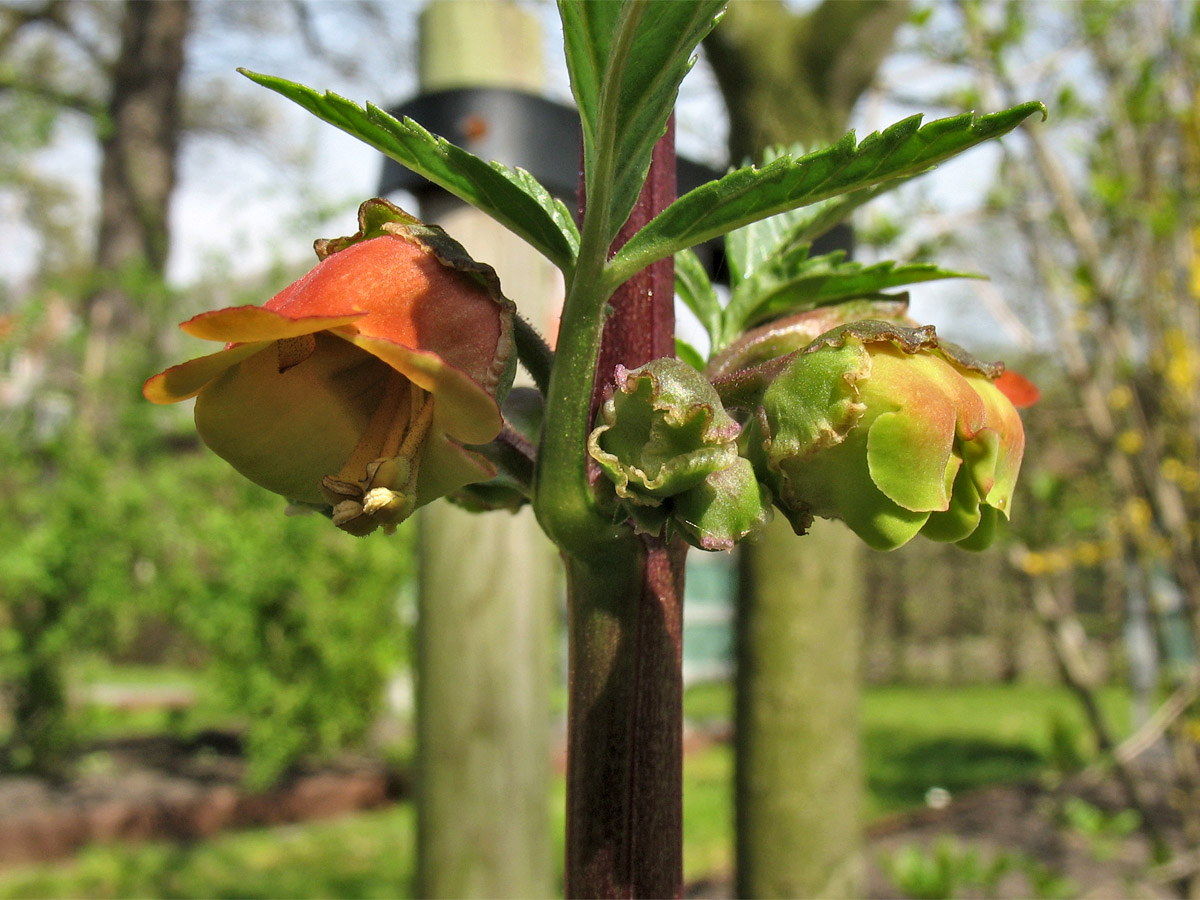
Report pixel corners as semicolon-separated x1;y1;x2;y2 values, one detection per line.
0;807;417;900
0;682;1130;897
65;659;219;743
683;742;733;883
862;683;1129;818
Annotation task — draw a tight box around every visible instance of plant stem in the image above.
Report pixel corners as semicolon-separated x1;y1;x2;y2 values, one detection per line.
513;313;554;396
564;537;687;899
563;122;685;899
589;124;680;419
532;187;624;556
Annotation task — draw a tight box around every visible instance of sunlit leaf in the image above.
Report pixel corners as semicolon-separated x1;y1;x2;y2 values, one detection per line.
721;251;978;346
674;247;722;349
674;338;706;371
560;0;725;245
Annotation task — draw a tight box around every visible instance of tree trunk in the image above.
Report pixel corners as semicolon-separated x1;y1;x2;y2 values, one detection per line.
84;0;189;381
735;517;864;898
705;4;908;896
412;4;556;898
705;0;909;160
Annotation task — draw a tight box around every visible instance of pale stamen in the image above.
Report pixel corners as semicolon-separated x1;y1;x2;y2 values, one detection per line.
322;374;435;535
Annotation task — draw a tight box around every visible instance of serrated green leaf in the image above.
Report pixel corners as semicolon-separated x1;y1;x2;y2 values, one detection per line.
239;69;580;274
607;101;1047;285
725;206;810;284
721;178;923;327
559;0;725;247
720;253;978;347
674;247;722;349
787;177;923;247
726;175;923;285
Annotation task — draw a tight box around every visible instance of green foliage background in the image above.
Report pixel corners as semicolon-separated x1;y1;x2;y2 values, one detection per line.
0;272;415;786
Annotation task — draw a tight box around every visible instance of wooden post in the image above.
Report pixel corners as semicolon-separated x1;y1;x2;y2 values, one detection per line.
413;4;557;897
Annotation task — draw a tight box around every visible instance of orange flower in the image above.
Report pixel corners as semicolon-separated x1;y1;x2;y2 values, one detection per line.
144;199;515;535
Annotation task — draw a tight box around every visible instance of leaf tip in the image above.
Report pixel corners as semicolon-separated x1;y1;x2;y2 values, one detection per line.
236;68;295;97
1003;100;1049;125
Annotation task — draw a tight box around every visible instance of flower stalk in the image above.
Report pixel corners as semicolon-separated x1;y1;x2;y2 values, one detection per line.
559;122;686;898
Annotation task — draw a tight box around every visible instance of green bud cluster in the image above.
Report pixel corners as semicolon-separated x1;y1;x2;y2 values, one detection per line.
588;312;1028;553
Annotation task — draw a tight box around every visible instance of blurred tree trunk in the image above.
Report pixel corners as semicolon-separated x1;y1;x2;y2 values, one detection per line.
84;0;190;383
705;3;909;896
706;0;908;160
735;518;865;898
413;3;556;897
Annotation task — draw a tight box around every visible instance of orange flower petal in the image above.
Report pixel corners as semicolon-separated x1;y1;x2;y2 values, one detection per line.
143;341;271;404
993;368;1039;408
265;236;512;393
179;305;364;343
193;334;389;504
339;333;502;445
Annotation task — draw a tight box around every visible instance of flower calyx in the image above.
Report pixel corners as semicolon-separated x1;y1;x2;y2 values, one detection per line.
588;357;771;551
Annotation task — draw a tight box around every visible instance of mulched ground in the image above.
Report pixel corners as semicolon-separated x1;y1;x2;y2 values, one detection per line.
861;773;1176;899
0;732;406;869
687;771;1181;899
0;732;1188;899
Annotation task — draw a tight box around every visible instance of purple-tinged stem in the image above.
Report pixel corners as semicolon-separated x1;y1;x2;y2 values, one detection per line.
564;121;686;899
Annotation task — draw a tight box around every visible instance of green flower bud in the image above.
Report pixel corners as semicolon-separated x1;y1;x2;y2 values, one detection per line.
588;358;770;548
742;322;1027;551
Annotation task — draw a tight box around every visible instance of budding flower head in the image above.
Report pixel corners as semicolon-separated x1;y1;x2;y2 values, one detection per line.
588;358;771;550
144;199;516;535
741;321;1027;551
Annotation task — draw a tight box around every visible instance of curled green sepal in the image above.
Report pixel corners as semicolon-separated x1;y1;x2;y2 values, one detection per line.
671;456;773;552
740;321;1026;551
589;358;741;504
589;358;773;549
